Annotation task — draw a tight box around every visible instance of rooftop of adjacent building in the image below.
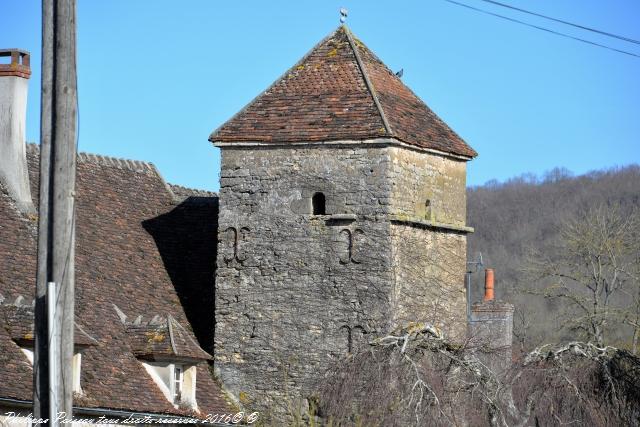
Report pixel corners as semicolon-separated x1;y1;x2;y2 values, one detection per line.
0;144;228;416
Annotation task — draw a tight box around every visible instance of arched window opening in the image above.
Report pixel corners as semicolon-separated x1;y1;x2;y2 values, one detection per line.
312;192;326;215
425;199;432;220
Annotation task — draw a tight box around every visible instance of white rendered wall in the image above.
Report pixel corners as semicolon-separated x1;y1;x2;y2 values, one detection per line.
0;75;34;214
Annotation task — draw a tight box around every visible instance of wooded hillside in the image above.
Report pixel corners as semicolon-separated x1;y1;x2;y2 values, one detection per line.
467;165;640;351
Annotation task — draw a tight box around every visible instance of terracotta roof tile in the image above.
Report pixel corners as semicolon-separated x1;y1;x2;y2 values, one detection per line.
210;26;477;158
0;146;231;416
0;324;33;401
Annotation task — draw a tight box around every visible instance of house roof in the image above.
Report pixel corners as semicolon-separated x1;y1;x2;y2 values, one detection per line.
210;25;477;159
0;145;230;416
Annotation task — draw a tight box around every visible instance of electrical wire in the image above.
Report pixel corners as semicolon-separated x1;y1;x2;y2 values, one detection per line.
442;0;640;59
477;0;640;45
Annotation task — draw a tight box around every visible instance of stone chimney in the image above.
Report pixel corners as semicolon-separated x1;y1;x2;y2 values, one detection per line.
468;268;514;375
0;49;34;214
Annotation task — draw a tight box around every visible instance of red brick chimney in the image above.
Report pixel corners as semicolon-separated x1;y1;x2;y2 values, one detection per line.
0;49;34;214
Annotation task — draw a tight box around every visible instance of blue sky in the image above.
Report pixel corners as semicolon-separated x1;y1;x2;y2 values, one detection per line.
3;1;639;191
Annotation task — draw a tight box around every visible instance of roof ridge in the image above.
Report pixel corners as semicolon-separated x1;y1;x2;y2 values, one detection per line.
342;35;478;159
352;50;474;157
26;143;157;174
167;313;178;355
343;25;393;136
168;183;217;198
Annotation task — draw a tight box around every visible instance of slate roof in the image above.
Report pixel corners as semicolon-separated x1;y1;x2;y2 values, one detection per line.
0;145;230;416
210;25;477;158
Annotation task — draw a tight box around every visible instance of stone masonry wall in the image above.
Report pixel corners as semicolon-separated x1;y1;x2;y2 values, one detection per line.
388;147;469;340
215;145;396;415
387;146;467;226
214;143;471;415
390;226;467;340
469;301;515;375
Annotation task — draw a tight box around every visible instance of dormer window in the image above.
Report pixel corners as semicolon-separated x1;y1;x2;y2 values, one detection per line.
20;347;83;394
312;192;326;215
3;303;97;396
142;361;197;409
120;313;211;411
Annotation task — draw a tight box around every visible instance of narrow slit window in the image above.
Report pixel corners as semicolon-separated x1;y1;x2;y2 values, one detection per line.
312;192;326;215
425;199;432;220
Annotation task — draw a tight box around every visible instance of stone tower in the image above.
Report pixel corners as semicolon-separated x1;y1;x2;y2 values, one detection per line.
210;26;477;412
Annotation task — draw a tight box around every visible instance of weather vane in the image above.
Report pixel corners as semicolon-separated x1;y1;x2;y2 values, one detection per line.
340;8;348;24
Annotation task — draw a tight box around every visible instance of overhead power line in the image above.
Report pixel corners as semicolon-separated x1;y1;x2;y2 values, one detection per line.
478;0;640;45
442;0;640;59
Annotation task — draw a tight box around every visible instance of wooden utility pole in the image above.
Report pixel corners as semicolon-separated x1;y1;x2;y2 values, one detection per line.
34;0;78;422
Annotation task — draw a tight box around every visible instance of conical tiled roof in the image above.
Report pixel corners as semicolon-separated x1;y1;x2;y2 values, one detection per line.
210;26;477;158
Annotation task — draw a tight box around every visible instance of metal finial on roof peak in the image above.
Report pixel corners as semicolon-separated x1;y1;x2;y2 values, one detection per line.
340;7;348;24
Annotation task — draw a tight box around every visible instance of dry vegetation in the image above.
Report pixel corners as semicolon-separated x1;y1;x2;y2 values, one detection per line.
313;332;640;427
467;165;640;352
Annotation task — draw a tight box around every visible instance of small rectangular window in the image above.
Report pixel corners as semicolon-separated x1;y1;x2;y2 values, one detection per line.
72;353;82;394
173;365;183;403
312;192;326;215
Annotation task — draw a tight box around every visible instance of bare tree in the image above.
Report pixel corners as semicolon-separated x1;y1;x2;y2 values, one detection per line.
527;204;640;347
315;329;640;427
622;252;640;354
512;309;527;354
